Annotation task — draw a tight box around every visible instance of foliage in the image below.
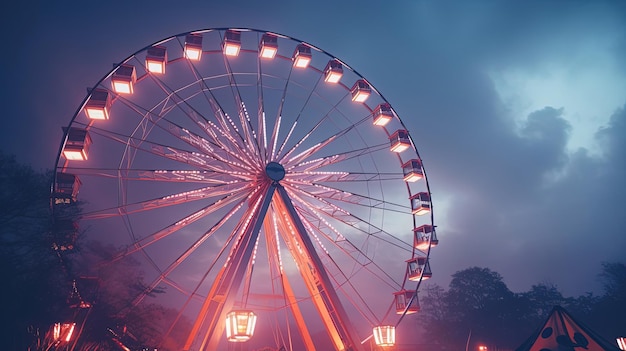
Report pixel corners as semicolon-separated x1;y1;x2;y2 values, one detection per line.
0;151;69;349
417;263;626;350
0;151;189;351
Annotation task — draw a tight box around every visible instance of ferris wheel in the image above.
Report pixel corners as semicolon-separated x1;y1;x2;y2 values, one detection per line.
52;28;437;351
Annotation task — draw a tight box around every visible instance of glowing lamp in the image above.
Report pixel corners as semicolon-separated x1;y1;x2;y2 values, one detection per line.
407;256;432;281
373;326;396;347
414;224;438;250
410;192;431;216
350;79;371;103
373;103;393;126
111;64;136;94
223;30;241;57
84;89;111;120
394;290;420;314
402;159;423;182
185;33;203;60
389;129;411;152
259;33;278;59
225;310;257;342
54;172;81;205
53;322;76;342
293;44;312;68
145;45;167;74
62;128;92;161
479;346;488;351
324;59;343;83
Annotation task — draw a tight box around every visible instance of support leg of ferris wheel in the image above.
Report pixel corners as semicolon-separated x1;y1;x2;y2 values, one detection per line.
263;215;317;351
183;183;277;351
274;184;361;351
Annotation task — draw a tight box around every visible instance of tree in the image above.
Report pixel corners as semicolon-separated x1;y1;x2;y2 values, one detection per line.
0;151;69;349
586;261;626;342
520;283;568;322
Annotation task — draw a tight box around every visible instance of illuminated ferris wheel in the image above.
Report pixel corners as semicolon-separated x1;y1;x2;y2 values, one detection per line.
52;28;437;351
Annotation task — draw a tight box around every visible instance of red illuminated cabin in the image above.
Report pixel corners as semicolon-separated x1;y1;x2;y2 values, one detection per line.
62;128;92;161
410;192;431;216
111;64;137;94
53;172;81;205
184;33;203;60
145;45;167;74
402;159;423;182
223;30;242;57
259;33;278;59
413;224;438;251
293;44;312;68
350;79;371;103
389;129;411;153
394;290;420;314
324;59;343;83
406;256;432;281
373;103;393;126
84;89;111;120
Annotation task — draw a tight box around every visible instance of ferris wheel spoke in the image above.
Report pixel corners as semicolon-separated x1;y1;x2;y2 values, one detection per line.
287;185;412;254
84;124;253;177
128;194;249;308
221;53;262;159
287;180;411;213
82;182;250;220
287;170;403;183
286;142;389;174
107;190;250;264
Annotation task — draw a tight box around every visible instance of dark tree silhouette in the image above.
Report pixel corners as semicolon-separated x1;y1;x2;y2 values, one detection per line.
0;151;69;349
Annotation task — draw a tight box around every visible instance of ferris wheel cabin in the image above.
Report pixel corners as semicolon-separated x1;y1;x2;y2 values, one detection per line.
402;158;424;182
372;103;393;126
84;89;111;120
62;127;91;161
259;33;278;59
410;192;431;216
414;224;438;251
184;33;203;61
406;256;432;281
389;129;411;153
111;64;137;94
394;290;420;314
145;45;167;74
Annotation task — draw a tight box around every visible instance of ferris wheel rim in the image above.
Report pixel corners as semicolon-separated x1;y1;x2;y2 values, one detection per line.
51;27;437;351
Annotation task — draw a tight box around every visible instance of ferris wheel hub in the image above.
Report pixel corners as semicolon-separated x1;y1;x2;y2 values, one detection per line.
265;162;285;181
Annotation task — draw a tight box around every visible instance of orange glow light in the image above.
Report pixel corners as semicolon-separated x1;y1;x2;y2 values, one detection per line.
390;142;410;153
404;173;423;182
63;149;88;161
224;42;241;56
146;59;165;74
414;207;430;216
112;80;132;94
